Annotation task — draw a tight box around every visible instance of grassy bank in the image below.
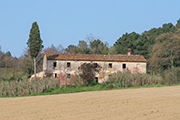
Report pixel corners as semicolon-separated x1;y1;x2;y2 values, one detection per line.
41;83;180;95
1;83;180;98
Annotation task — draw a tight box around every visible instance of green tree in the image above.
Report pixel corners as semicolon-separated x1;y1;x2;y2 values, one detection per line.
109;46;117;54
90;39;109;54
5;51;11;56
134;34;149;58
176;18;180;28
143;22;176;47
161;23;176;33
75;40;91;54
0;46;3;67
114;32;140;54
65;45;77;54
27;22;43;80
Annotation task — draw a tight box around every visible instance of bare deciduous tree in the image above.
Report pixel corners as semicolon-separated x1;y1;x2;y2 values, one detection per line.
149;32;180;69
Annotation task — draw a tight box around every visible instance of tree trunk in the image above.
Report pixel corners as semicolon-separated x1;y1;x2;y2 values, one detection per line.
170;50;174;68
34;58;36;80
171;59;174;68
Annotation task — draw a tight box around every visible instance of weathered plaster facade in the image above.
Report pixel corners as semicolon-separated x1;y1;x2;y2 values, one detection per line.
36;52;147;83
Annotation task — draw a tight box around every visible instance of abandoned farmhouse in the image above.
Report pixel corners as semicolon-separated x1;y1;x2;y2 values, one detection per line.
31;49;147;83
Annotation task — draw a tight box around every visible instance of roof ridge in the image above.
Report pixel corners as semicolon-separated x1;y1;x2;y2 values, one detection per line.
45;53;147;62
45;53;142;56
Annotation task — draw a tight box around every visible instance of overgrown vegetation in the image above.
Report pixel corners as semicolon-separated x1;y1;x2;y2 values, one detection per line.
105;72;163;88
0;78;58;97
161;67;180;84
1;69;180;97
78;63;101;85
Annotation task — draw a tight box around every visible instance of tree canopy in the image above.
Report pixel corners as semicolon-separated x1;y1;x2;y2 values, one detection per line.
90;39;109;54
27;22;43;58
149;29;180;69
65;39;109;55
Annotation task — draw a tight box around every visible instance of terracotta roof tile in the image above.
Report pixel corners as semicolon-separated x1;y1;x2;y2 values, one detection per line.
45;53;147;62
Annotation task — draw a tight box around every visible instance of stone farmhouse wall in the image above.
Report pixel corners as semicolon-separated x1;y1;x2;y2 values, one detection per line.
43;56;146;83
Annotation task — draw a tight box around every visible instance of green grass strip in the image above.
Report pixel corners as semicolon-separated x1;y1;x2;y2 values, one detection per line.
1;83;180;98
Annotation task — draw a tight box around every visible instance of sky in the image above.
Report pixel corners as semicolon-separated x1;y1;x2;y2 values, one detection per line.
0;0;180;57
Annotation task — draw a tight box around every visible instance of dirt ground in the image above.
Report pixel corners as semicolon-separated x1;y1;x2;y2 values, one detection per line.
0;86;180;120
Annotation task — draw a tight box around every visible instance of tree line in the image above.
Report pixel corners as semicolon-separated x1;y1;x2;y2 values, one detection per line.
0;18;180;81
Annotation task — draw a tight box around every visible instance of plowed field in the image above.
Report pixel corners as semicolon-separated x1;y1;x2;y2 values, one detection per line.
0;86;180;120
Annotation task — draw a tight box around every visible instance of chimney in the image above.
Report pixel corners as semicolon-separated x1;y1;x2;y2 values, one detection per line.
127;48;131;56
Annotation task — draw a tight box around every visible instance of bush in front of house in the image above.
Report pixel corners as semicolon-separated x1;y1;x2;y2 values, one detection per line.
70;74;83;86
78;63;101;86
105;72;164;88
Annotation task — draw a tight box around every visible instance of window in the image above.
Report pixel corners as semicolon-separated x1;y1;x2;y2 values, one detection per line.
67;74;70;79
53;62;57;68
94;63;98;68
109;63;112;68
54;73;57;78
108;74;112;77
67;62;71;67
123;64;126;69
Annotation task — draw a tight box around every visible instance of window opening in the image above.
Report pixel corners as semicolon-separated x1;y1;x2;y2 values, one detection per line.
53;62;57;67
67;62;71;67
94;63;98;68
109;63;112;68
123;64;126;69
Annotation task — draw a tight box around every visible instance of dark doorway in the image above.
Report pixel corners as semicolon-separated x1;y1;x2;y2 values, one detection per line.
95;77;98;83
54;73;57;78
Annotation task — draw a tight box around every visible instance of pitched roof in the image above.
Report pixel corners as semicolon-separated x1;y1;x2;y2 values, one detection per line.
45;53;147;62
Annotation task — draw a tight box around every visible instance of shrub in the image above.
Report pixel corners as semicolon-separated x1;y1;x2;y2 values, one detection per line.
0;78;59;97
78;63;101;86
70;74;83;86
161;67;180;84
106;72;163;88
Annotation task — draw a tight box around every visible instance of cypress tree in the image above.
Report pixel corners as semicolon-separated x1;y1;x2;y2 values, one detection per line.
27;22;43;80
